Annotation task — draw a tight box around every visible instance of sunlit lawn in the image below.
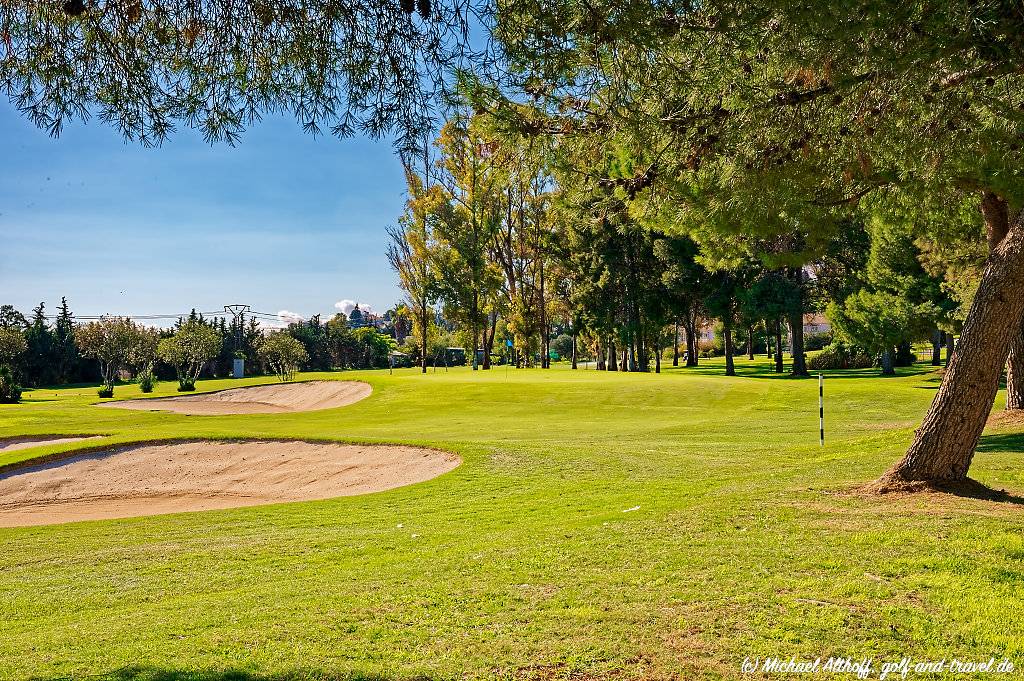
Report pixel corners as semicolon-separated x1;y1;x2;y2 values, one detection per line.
1;356;1022;680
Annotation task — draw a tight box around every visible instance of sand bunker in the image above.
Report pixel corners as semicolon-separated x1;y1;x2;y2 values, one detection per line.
0;440;459;527
102;380;371;415
0;435;103;454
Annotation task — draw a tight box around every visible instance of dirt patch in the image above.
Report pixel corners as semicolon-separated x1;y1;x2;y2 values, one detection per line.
0;435;104;454
0;439;459;527
856;475;1019;501
986;410;1024;430
101;380;371;415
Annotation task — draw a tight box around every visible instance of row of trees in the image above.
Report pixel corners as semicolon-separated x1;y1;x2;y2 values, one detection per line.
0;303;268;389
0;304;329;400
386;118;559;372
0;300;408;400
281;313;399;372
386;119;978;379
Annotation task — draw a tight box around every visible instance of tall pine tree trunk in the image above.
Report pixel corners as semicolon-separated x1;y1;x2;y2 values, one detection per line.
774;321;784;373
471;323;479;371
420;301;428;374
724;319;735;376
638;328;648;372
881;348;895;375
931;329;942;366
607;341;617;371
471;290;479;370
788;312;808;376
883;199;1024;484
685;315;698;367
747;325;755;360
673;320;680;366
1005;320;1024;410
945;332;954;366
571;333;578;370
787;266;809;377
788;277;809;376
539;257;548;369
482;314;494;370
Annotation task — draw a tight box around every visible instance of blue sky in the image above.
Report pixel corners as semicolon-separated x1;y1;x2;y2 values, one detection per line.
0;103;407;326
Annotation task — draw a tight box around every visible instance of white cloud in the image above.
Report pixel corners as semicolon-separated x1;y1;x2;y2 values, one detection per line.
334;299;373;316
334;299;357;315
277;309;305;324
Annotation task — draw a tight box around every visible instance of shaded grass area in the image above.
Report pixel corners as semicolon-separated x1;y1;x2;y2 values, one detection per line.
2;357;1023;680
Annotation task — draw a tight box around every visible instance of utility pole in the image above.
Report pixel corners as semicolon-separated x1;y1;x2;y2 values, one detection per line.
224;304;251;378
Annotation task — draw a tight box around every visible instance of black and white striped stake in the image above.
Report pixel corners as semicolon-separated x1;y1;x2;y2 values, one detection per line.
818;373;824;446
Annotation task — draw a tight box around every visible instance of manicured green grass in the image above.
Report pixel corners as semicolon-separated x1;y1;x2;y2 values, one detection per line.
1;358;1023;680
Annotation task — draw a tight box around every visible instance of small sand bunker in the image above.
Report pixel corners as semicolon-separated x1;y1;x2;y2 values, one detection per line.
103;380;371;415
0;440;459;527
0;435;103;454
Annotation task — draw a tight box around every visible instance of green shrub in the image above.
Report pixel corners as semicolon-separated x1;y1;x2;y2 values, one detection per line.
698;338;720;358
158;320;222;391
97;385;114;398
804;331;833;351
551;334;574;360
353;327;399;368
808;342;873;370
137;366;157;393
258;332;309;381
0;367;22;403
895;342;916;366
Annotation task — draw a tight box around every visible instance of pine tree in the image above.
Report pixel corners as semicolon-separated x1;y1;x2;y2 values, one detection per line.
23;302;55;387
53;297;79;384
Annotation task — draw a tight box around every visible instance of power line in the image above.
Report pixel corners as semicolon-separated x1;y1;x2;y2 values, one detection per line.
24;307;349;324
30;311;227;321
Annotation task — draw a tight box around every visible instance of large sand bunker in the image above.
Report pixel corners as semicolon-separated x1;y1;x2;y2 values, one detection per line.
102;380;371;415
0;440;459;527
0;435;103;454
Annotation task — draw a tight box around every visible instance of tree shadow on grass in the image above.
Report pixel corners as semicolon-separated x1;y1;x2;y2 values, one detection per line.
15;395;66;403
943;478;1024;505
666;361;934;381
31;666;433;681
23;381;108;392
977;432;1024;454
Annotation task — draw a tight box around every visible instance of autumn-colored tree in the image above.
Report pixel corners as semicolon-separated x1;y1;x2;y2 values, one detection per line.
388;170;441;373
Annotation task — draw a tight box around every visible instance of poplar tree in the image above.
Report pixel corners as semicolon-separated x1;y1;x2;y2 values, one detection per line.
432;117;505;369
388;170;440;372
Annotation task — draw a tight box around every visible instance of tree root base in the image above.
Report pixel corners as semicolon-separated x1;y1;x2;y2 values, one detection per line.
861;475;1017;502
